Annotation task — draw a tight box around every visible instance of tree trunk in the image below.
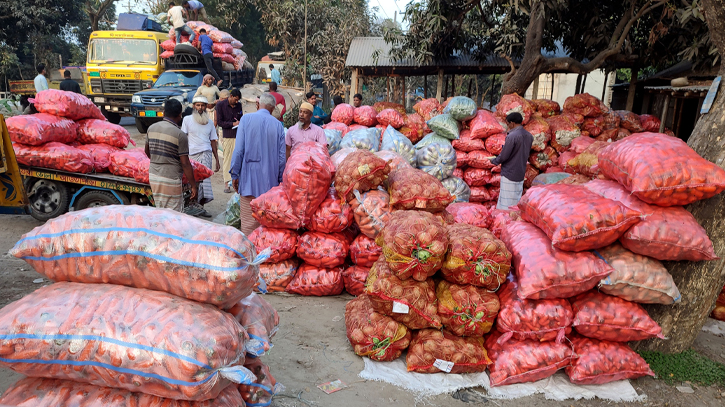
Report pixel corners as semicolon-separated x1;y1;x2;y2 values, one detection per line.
632;0;725;353
626;63;640;111
501;55;546;96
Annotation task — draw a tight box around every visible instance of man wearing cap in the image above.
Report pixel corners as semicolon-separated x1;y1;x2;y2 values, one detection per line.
181;96;220;217
285;102;327;157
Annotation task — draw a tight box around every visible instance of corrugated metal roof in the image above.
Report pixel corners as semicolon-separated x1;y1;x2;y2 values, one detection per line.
345;37;512;68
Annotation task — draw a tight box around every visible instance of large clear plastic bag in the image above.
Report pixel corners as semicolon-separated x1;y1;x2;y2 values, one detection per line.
32;89;106;120
441;176;471;202
11;206;269;309
406;329;491;373
416;142;457;180
227;292;280;357
331;147;358;170
340;128;381;152
238;358;283;407
13;142;94;173
324;129;343;155
426;114;460;140
7;113;78;146
443;96;477;121
0;282;254;401
437;280;500;337
381;125;416;165
441;223;511;290
345;294;411;361
213;193;242;229
565;336;655;385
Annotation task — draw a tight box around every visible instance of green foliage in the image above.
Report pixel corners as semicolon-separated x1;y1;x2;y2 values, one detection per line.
638;349;725;387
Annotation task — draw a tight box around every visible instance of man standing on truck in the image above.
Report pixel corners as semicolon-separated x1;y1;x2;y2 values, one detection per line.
34;64;48;93
168;2;195;45
182;96;220;217
285;102;326;157
488;112;533;210
230;93;286;235
216;88;242;193
196;29;223;86
183;1;210;23
145;98;197;212
59;70;81;94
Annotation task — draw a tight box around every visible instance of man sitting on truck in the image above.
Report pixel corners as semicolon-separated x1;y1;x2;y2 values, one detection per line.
196;29;223;86
145;98;197;212
183;1;210;23
59;70;81;94
168;2;195;46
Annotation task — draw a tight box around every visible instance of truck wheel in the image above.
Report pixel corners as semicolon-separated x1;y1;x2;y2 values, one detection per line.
75;190;129;211
103;110;122;124
26;179;70;221
135;118;149;134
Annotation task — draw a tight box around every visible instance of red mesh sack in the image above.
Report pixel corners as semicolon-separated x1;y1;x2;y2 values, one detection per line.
562;93;604;117
596;127;630;142
529;146;558;171
323;121;349;135
353;105;378;126
456;150;469;167
531;99;561;117
6;113;78;145
296;231;349;268
467;150;497;169
387;167;454;211
547;115;581;152
599;132;725;206
0;283;251;401
227;292;280;356
109;148;148;178
373;102;406;116
285;263;344;296
484;133;506;155
566;336;655;384
332;103;355;125
375;150;412;175
615;110;643;132
130;157;208;184
463;167;493;187
331;147;357;170
441;223;511;290
452;167;464;178
345;294;412;361
524;164;539;189
238;358;281;407
469;186;494;203
495;280;573;343
451;129;486;152
350;234;382;266
160;50;175;59
308;187;353;233
570;135;596;153
489;186;501;200
639;114;661;132
446;202;491;228
351;189;392;239
558;150;577;173
413;98;441;120
283;143;333;225
524;116;551;151
570;290;664;341
584;179;716;261
208;29;234;43
566;140;608;177
437;280;500;337
376;210;448;281
258;259;298;292
250;186;302;229
495;94;534;124
211;42;233;54
486;331;572;387
248;226;298;262
334;150;390;202
406;329;491;373
468;109;505;139
500;221;614;299
490;209;522;239
403;113;426;143
342;265;370;296
161;39;176;51
581;116;605;137
518;184;643;252
76;144;121;172
596;243;680;304
377;109;406;129
13;142;94;173
0;377;245;407
33;89;105;120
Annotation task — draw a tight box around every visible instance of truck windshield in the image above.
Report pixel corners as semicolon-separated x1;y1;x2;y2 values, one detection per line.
154;71;203;88
88;39;158;64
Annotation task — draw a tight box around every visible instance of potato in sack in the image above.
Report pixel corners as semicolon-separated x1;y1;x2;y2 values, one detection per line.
518;184;642;252
413;98;441;120
381;125;416;165
467;109;505;139
495;280;573;343
494;94;534;124
531;99;561;117
615;110;643;132
331;103;355;125
426;113;460;140
566;335;654;385
485;331;573;387
238;358;283;407
0;282;255;401
597;132;725;206
441;223;511;290
6;113;78;145
639;114;661;132
227;292;280;357
0;377;245;407
250;186;303;229
283;142;333;226
351;189;392;239
345;295;412;361
248;226;298;262
484;133;506;155
13;142;95;174
377;210;448;281
343;265;371;296
296;231;349;268
596;243;680;304
437;280;500;337
77;119;136;148
441;176;471;202
562;93;605;117
566;140;608;177
442;96;477;121
32;89;106;120
528;146;558;172
387;167;454;211
285;263;345;296
335;150;390;202
500;221;613;299
364;259;442;329
308;187;354;233
350;234;382;266
446;202;491;228
406;329;491;373
570;290;664;341
258;259;299;292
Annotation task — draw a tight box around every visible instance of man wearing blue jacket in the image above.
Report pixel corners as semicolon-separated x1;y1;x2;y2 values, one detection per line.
306;91;328;126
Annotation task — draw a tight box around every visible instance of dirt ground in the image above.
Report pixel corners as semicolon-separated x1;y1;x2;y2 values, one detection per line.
0;111;724;405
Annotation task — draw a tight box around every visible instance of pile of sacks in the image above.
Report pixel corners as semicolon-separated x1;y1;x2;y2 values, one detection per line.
161;21;247;71
0;205;283;405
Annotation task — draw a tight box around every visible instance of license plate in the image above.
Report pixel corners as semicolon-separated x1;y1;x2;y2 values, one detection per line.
94;97;105;103
145;110;157;117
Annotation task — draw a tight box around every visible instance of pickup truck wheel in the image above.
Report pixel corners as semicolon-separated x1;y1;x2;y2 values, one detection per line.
135;118;149;134
26;179;70;221
75;190;129;211
103;110;122;124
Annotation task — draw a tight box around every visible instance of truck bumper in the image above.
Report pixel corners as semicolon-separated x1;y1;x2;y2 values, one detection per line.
90;96;133;116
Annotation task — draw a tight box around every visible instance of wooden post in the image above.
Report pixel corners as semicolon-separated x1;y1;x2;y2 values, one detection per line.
659;94;670;132
601;70;609;100
424;75;428;99
401;76;406;106
450;74;455;97
443;75;449;100
467;77;473;98
386;76;391;102
581;74;588;94
532;75;540;99
575;74;583;95
551;74;555;99
436;70;444;101
626;64;640;111
349;68;358;105
490;74;496;106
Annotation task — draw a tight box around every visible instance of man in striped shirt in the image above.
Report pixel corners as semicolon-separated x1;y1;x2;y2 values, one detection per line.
145;99;197;211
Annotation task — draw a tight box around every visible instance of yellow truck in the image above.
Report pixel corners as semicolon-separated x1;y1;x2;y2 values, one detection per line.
85;30;169;124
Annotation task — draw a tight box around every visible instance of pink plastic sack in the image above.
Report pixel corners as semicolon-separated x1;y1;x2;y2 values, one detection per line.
77;119;135;148
377;109;405;129
109;149;149;178
283;143;333;226
495;94;534;124
13;142;94;173
33;89;106;120
468;110;505;139
332;103;355;125
562;93;605;117
208;29;234;43
524;116;551;151
212;42;234;54
452;129;486;152
639;114;661;132
353;105;377;126
566;335;654;384
76;144;121;172
485;133;506;155
161;39;176;51
446;202;491;228
6;113;78;146
160;50;175;59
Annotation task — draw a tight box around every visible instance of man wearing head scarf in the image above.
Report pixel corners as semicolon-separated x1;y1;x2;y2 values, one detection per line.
230;93;286;235
181;96;220;217
284;102;327;157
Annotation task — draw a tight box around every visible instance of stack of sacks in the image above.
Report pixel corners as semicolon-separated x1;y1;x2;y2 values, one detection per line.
712;285;725;321
2;205;278;404
161;21;246;70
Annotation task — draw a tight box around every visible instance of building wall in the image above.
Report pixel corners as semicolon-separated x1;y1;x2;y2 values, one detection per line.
524;70;615;106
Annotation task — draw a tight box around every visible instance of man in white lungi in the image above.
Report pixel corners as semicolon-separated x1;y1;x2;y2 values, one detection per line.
489;112;533;210
182;96;221;217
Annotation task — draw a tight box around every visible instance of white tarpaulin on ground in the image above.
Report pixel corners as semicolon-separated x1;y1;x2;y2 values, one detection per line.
702;318;725;336
360;357;647;402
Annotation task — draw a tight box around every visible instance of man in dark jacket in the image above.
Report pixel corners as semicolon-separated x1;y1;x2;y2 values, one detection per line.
59;70;82;94
216;88;243;193
489;112;533;210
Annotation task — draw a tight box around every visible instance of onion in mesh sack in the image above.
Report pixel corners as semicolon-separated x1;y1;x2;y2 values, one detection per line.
324;129;342;156
381;125;416;165
441;176;471;202
416;142;457;180
340;128;381;152
442;96;478;121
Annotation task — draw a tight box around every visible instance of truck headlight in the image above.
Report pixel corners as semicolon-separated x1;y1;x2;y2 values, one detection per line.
132;95;141;103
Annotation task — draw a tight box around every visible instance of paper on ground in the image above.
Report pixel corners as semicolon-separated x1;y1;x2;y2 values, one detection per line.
360;357;647;402
701;318;725;336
